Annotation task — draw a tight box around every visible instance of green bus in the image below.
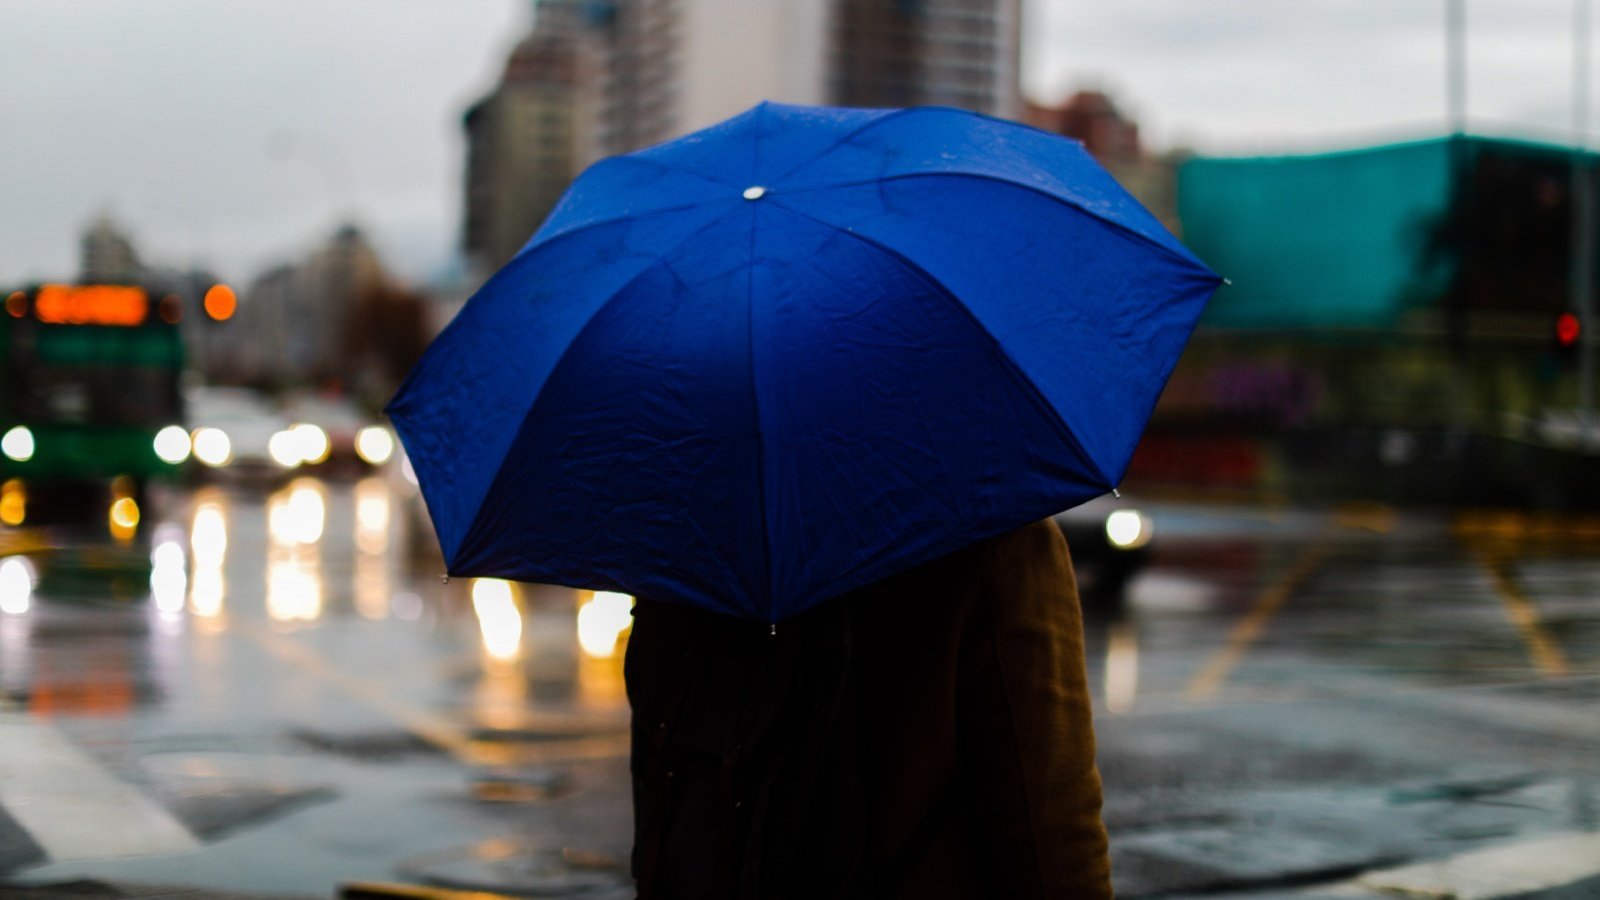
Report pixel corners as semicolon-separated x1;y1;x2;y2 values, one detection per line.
1;283;188;536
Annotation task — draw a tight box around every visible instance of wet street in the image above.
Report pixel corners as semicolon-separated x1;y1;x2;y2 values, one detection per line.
1;478;1597;899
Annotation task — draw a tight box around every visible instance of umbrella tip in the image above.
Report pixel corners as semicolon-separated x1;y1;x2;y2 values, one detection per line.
1222;277;1234;286
770;623;777;637
1112;488;1122;499
441;573;449;584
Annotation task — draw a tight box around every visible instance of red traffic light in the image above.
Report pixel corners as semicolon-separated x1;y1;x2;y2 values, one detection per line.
1557;311;1582;348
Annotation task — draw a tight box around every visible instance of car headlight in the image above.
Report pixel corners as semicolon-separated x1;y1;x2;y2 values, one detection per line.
355;426;394;465
268;430;303;468
191;427;232;468
1105;509;1153;550
153;425;192;464
2;426;34;462
289;423;330;465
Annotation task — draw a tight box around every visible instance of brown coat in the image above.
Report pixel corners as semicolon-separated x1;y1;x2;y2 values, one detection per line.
625;518;1112;899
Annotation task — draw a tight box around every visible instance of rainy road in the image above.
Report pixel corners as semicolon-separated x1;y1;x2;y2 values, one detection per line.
0;480;1597;899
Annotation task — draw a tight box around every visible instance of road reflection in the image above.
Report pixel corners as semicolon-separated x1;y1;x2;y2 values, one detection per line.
188;490;228;623
353;477;391;620
2;474;638;727
1104;618;1139;714
472;578;523;662
0;555;33;615
266;478;325;624
577;590;633;659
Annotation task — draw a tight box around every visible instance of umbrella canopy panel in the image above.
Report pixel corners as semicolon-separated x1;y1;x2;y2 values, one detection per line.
390;102;1219;622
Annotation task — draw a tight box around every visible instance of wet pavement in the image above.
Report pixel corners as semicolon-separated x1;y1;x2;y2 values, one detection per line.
0;478;1597;898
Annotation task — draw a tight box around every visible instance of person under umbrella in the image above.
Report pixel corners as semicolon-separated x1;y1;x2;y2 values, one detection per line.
627;517;1108;898
389;102;1220;899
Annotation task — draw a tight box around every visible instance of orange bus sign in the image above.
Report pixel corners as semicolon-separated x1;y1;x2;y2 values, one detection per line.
33;284;149;326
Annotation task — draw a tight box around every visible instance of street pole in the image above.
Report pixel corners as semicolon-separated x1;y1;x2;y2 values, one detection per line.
1445;0;1471;451
1447;0;1466;137
1580;0;1599;447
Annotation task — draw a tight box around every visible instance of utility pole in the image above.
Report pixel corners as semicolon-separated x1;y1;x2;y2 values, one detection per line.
1447;0;1467;136
1445;0;1471;447
1579;0;1599;447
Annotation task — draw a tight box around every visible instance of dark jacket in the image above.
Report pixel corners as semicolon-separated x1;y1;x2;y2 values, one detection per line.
625;518;1111;899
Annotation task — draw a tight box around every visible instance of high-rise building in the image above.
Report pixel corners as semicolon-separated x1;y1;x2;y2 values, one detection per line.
829;0;1021;118
462;7;593;273
462;0;1021;273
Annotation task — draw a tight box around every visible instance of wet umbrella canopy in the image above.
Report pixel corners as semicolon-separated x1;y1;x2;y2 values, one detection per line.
388;102;1221;622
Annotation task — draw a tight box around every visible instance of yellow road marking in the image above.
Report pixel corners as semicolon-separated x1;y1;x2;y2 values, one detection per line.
246;627;481;759
1472;549;1571;677
242;627;629;767
1186;544;1331;699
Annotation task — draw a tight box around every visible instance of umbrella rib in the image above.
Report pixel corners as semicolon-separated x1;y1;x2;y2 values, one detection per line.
450;211;742;574
521;199;720;257
767;199;1115;491
774;171;1207;273
761;106;923;186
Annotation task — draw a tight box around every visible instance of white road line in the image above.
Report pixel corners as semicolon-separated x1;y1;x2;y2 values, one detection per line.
1357;831;1600;899
0;713;198;861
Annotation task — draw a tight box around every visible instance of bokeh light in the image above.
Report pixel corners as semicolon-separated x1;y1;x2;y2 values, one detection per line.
203;284;237;321
149;539;187;613
2;426;35;462
355;426;394;465
153;425;192;464
0;557;35;615
109;496;140;542
191;428;231;467
289;423;330;465
0;480;25;527
472;578;523;661
577;590;634;658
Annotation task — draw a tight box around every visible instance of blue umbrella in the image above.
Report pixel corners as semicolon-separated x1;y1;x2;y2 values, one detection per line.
388;102;1220;623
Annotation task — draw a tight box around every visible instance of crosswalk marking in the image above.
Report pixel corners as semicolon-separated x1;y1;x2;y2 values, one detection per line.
1357;831;1600;899
0;713;198;861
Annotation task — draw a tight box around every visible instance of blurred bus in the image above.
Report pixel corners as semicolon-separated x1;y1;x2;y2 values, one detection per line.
1;283;188;539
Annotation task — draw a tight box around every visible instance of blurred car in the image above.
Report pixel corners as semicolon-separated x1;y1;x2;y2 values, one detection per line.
184;386;294;477
278;395;395;472
1052;493;1154;603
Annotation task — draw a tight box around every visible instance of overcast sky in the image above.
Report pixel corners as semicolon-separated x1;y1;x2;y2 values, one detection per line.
0;1;1591;287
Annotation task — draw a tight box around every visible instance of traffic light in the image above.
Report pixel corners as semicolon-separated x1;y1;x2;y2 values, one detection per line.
1557;311;1582;351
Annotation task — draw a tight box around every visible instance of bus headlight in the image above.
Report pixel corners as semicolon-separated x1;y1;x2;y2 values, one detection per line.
192;428;232;468
0;479;24;526
355;426;394;465
153;425;192;464
2;426;34;462
109;496;140;542
1105;509;1153;550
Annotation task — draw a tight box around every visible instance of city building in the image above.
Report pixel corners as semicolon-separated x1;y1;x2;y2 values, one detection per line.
1025;89;1180;233
78;213;143;284
459;0;1023;275
830;0;1021;117
229;224;391;388
462;6;594;273
1025;90;1141;163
